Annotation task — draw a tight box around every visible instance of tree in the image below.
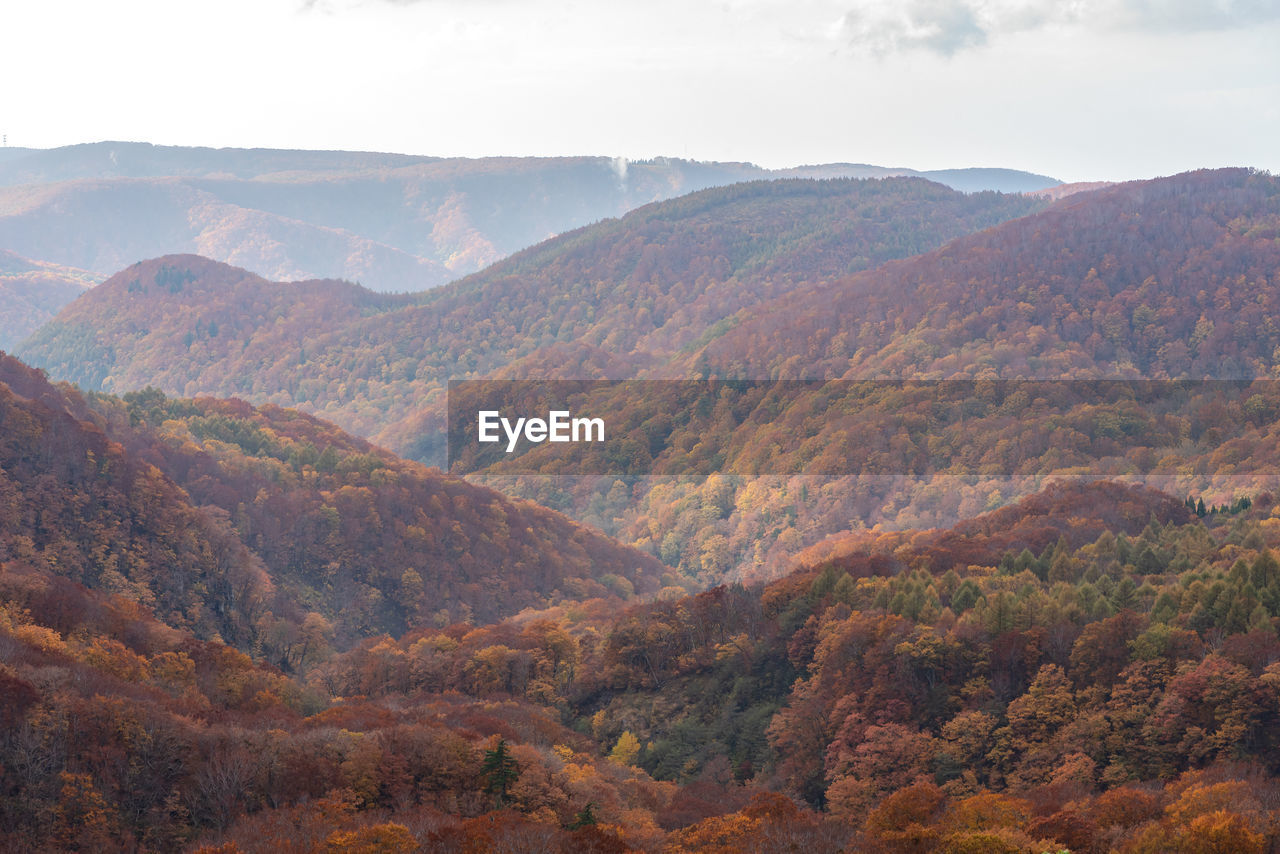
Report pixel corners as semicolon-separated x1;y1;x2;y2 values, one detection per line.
481;738;520;807
324;822;417;853
610;731;642;766
568;801;598;829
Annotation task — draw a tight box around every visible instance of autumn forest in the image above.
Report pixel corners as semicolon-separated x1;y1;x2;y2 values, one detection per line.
5;152;1280;852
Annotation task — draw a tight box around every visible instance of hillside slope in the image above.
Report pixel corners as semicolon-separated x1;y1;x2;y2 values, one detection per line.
19;177;1047;454
0;249;100;349
488;168;1280;582
0;142;1059;327
699;168;1280;380
26;170;1280;587
0;353;664;649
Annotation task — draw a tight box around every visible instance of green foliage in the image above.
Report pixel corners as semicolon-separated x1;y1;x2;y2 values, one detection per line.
567;801;598;829
480;738;520;805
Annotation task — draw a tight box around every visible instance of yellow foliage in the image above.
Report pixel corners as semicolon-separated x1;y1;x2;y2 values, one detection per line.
609;730;642;766
324;822;417;853
937;828;1047;854
1165;780;1259;826
149;650;197;689
663;812;762;854
1181;810;1266;854
943;792;1031;833
15;623;69;656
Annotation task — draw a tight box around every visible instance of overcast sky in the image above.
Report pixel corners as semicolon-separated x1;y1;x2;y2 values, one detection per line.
3;0;1278;183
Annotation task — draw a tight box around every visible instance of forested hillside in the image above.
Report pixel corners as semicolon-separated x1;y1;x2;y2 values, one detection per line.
20;177;1047;455
0;353;664;651
310;481;1280;852
0;524;677;853
10;475;1280;852
23;169;1280;588
0;250;98;349
471;168;1280;583
699;168;1280;380
10;163;1280;848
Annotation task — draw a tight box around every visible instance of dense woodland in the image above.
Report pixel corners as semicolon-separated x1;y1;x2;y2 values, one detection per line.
21;170;1280;590
8;399;1280;852
9;167;1280;851
701;169;1280;381
18;178;1045;455
473;169;1280;585
17;178;1050;590
0;354;665;651
471;373;1280;584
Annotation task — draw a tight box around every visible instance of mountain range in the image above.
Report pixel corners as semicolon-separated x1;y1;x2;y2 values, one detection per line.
17;176;1047;455
19;166;1280;584
0;142;1059;344
9;146;1280;851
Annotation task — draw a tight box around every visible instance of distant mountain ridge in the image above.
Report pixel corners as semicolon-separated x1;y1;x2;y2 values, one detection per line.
0;144;1061;289
18;177;1047;454
0;141;435;184
0;142;1062;344
0;141;1061;192
777;162;1061;193
0;249;100;350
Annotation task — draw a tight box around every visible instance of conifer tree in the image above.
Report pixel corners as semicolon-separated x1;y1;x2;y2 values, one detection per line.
481;738;520;806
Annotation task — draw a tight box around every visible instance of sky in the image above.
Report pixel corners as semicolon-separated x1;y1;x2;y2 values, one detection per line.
2;0;1278;183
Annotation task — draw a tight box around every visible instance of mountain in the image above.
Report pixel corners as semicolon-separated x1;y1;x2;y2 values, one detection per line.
460;168;1280;583
13;148;1280;852
771;163;1061;194
0;352;665;651
0;147;772;295
0;142;1059;306
697;168;1280;380
302;479;1280;852
31;169;1280;587
0;144;1062;194
0;141;434;185
14;254;413;395
0;177;453;293
18;177;1047;453
0;250;100;349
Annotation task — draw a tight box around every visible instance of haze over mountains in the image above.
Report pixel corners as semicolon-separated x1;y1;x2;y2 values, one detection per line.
0;249;97;350
0;142;1059;344
0;143;1061;193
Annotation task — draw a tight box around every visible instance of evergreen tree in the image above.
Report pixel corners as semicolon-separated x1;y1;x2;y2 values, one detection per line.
568;802;598;829
481;738;520;806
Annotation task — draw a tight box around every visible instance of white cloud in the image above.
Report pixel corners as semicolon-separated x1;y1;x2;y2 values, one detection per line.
834;0;1280;55
836;0;987;55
